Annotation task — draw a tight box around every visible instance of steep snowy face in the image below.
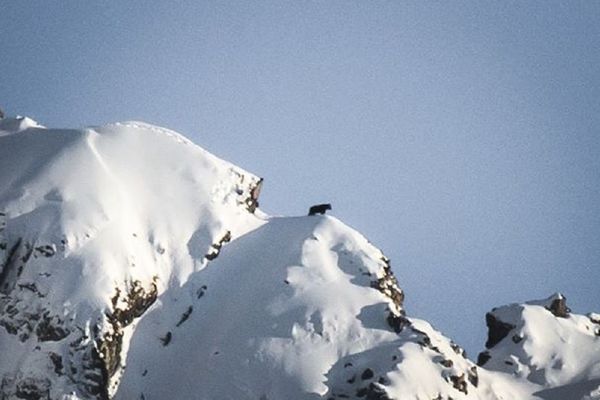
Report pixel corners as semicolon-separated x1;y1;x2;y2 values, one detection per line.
0;117;263;398
114;216;407;400
478;293;600;399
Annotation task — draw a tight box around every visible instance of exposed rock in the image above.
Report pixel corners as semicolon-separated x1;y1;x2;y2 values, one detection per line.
36;312;69;342
0;295;68;343
245;178;263;213
439;359;453;368
484;312;515;349
176;306;193;327
449;342;462;355
161;331;172;346
364;382;392;400
48;353;63;375
89;278;159;398
0;239;31;294
386;313;410;334
449;373;467;394
589;314;600;336
65;330;110;399
371;256;407;335
1;376;51;400
467;367;478;387
477;351;491;367
547;294;570;318
361;368;374;380
511;334;523;343
109;278;158;327
412;328;442;354
356;386;368;397
371;257;404;312
196;285;208;299
33;245;55;258
205;231;232;261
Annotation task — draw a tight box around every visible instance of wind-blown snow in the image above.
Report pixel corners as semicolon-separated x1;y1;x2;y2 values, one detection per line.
0;116;598;400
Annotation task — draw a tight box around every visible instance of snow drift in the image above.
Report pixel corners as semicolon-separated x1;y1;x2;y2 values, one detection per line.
0;116;598;400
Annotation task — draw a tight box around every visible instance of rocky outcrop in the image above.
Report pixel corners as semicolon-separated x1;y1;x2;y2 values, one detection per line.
245;178;263;213
483;312;516;349
0;238;158;400
547;294;570;318
0;239;70;343
371;257;404;312
94;278;158;396
205;231;232;261
477;309;518;367
1;376;51;400
371;256;407;333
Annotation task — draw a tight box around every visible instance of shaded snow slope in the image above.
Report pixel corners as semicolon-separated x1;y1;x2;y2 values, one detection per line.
0;116;598;400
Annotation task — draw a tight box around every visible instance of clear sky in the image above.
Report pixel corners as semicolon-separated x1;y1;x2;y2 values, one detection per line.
2;1;599;355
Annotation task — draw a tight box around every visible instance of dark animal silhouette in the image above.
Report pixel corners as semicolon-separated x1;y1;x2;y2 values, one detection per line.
308;204;331;216
0;107;4;119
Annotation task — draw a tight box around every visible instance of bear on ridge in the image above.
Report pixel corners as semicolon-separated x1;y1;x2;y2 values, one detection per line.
308;204;331;216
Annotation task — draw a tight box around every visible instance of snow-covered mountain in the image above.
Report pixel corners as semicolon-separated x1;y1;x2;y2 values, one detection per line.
0;116;598;400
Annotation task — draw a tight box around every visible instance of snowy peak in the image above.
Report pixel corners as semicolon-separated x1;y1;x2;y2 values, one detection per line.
479;293;600;397
0;119;263;398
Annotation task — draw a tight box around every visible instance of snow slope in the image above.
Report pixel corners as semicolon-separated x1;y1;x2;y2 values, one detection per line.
0;116;598;400
0;116;263;398
478;293;600;400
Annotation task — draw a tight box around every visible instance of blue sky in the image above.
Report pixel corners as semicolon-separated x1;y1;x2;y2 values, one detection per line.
2;1;599;355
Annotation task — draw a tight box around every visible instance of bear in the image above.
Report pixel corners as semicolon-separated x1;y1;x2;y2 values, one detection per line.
308;204;332;216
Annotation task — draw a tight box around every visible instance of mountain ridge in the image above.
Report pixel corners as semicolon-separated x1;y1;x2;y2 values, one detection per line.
0;116;598;400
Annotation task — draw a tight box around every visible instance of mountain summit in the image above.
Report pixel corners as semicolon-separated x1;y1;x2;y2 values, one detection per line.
1;117;598;400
